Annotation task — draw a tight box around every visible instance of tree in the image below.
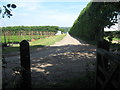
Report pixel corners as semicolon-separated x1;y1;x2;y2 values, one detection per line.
0;4;17;18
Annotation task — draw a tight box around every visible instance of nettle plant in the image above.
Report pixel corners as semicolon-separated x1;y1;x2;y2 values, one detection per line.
0;3;17;18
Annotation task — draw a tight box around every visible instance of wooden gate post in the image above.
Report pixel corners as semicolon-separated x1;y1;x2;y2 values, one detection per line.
20;40;31;89
96;39;110;89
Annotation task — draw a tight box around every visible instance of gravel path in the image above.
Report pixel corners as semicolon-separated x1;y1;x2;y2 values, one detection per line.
50;33;81;46
3;34;96;88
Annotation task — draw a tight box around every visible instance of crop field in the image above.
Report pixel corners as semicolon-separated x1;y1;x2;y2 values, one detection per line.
1;26;65;44
2;31;56;44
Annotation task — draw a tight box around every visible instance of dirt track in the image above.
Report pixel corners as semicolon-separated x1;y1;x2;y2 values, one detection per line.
50;33;81;46
3;34;96;88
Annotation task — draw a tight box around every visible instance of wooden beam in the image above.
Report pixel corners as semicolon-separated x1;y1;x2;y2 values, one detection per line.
97;48;120;64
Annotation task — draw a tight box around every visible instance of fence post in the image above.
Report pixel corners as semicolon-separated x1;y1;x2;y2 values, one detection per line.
96;40;102;89
20;40;31;89
96;39;110;89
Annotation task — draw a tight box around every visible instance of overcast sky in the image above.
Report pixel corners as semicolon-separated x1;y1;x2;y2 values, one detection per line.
0;0;89;27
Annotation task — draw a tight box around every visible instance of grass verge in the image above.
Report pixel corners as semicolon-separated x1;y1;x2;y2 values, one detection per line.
30;34;66;46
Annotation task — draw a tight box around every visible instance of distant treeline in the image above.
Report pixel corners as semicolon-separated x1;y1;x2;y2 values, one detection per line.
69;1;120;42
2;26;65;32
60;27;71;32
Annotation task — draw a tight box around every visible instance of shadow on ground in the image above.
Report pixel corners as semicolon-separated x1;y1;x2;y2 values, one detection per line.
3;42;96;88
30;44;96;88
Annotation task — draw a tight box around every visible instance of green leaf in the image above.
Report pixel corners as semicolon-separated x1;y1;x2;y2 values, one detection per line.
11;4;17;8
7;4;11;8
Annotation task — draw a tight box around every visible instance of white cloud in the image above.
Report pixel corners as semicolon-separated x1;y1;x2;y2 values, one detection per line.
104;24;119;31
29;10;79;27
16;2;41;11
10;9;78;27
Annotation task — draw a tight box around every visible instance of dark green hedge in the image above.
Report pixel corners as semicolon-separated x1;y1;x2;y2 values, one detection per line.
69;1;120;42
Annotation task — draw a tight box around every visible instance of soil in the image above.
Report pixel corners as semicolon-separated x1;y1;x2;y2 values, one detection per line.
2;34;96;88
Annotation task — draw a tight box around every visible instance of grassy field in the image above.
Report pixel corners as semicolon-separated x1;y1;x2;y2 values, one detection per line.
3;34;66;54
2;35;49;43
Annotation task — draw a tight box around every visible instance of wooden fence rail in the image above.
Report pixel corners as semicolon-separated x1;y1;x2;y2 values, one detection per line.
96;40;120;90
97;48;120;64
